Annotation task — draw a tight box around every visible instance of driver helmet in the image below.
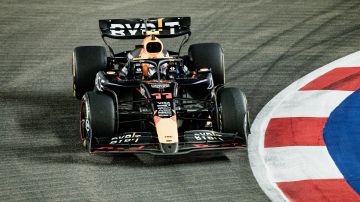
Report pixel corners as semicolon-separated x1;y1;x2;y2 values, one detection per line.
139;35;168;59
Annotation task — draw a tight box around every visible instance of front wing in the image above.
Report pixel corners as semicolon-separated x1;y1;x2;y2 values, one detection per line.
89;130;245;155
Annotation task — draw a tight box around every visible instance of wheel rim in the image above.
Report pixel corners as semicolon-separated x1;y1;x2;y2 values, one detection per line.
218;102;223;132
79;101;86;140
80;100;91;140
80;100;93;150
244;112;249;143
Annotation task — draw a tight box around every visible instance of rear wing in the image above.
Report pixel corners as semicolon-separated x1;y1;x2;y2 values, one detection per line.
99;17;191;39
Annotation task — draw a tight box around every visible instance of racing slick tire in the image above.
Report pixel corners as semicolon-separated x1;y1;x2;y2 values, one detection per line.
188;43;225;86
218;87;250;143
72;46;107;100
80;91;115;151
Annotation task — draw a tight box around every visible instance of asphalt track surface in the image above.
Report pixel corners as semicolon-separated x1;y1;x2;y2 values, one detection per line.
0;0;359;201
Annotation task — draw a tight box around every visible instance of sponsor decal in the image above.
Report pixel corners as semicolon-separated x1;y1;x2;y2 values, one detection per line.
157;101;171;106
193;132;224;141
109;21;180;36
156;101;172;117
110;133;141;145
150;83;170;89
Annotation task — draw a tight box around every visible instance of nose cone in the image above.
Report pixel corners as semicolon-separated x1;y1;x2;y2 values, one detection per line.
155;116;179;153
160;143;179;153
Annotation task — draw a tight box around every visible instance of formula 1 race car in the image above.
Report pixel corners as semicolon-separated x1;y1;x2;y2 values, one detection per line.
72;17;250;155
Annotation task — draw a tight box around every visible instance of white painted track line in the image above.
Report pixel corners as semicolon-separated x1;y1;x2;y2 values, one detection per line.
270;90;352;118
265;146;343;182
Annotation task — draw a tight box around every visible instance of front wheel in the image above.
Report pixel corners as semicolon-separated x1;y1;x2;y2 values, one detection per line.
218;87;250;143
80;91;116;152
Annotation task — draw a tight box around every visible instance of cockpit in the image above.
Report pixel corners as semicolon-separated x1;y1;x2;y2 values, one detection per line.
124;58;188;80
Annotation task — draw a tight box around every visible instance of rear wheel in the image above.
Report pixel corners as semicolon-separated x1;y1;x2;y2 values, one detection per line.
72;46;107;100
188;43;225;86
218;87;249;143
80;91;115;151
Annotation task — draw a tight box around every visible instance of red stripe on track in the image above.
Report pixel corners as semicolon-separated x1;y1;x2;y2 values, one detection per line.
265;117;327;147
277;179;360;201
300;67;360;91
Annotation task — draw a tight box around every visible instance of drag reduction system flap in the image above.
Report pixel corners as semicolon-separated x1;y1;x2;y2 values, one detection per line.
99;17;191;39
